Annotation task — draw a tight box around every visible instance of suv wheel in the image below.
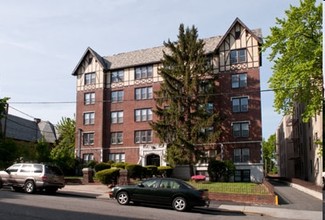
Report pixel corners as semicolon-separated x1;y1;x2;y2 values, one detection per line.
24;180;35;194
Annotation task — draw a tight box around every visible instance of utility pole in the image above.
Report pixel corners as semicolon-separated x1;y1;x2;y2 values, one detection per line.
3;103;8;140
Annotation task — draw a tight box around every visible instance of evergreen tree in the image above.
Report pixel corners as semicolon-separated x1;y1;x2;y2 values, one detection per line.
151;24;221;174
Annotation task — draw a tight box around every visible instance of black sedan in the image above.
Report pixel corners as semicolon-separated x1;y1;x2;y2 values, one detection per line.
112;178;210;211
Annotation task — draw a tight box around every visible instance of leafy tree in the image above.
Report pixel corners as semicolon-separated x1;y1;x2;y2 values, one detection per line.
35;138;51;162
262;134;277;174
0;139;18;168
151;24;221;175
50;117;76;174
263;0;323;122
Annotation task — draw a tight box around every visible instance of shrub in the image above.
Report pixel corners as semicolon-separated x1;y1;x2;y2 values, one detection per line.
86;160;97;169
95;168;120;185
145;165;158;177
158;166;173;177
111;162;127;169
125;164;143;179
94;162;111;172
208;159;235;182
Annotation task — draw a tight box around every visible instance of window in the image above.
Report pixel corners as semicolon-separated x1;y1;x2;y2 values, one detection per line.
85;72;96;85
232;73;247;88
234;148;250;163
111;132;123;144
111;70;124;82
84;92;95;105
109;153;125;162
111;111;124;124
84;112;95;125
135;65;153;79
235;31;241;39
20;164;33;173
206;103;214;114
111;90;124;103
83;133;94;145
234;170;250;182
135;130;152;143
135;108;152;122
135;87;153;100
200;127;214;136
232;122;249;137
199;81;213;93
83;154;94;163
230;49;246;64
232;97;248;112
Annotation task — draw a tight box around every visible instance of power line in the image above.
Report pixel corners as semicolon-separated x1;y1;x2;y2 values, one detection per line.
7;87;280;105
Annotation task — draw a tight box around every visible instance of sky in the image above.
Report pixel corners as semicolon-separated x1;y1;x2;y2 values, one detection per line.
0;0;320;140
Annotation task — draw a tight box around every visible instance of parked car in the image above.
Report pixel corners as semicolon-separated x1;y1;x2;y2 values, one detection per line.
112;178;209;211
0;163;65;194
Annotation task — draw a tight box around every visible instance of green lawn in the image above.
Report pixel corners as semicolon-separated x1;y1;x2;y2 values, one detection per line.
189;181;270;195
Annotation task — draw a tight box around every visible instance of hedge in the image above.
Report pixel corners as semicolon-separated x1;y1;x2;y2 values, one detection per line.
95;168;120;185
158;166;173;177
94;162;111;172
125;164;144;179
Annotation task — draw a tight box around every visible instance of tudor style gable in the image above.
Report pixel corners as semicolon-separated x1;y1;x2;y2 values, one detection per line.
216;18;262;72
72;47;107;91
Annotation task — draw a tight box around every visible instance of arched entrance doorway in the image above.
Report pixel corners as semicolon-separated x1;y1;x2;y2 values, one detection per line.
146;154;160;166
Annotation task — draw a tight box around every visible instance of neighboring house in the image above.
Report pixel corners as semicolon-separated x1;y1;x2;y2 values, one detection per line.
72;18;264;182
276;103;323;186
1;114;57;144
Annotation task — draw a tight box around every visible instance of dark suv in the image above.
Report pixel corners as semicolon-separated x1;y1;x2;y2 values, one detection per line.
0;163;65;193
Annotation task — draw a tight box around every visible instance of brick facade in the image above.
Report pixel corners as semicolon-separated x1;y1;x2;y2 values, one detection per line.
72;18;264;182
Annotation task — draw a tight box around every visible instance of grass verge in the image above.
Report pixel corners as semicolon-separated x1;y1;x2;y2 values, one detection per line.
189;181;270;195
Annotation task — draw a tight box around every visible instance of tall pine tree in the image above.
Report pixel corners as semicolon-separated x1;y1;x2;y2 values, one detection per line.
151;24;221;175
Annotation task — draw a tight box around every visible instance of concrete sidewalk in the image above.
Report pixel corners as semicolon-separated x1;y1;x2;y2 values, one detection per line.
58;184;322;220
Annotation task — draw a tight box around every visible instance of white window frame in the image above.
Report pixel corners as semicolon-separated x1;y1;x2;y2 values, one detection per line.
111;70;124;83
111;132;123;144
232;121;249;137
83;132;94;145
135;108;152;122
135;65;153;80
84;92;95;105
111;90;124;103
232;97;248;112
135;87;153;100
111;111;124;124
85;72;96;85
232;73;247;88
84;112;95;125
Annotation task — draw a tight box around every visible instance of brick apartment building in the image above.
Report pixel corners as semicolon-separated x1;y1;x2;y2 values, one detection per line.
72;18;264;182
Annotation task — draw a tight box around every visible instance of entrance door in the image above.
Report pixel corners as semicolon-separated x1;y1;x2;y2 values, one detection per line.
146;154;160;166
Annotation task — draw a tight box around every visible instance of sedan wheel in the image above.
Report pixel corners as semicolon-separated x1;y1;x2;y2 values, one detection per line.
172;197;187;211
117;191;130;205
24;180;35;194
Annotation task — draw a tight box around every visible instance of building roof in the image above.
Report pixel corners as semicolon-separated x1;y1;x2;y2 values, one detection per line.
1;115;57;143
72;18;262;74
